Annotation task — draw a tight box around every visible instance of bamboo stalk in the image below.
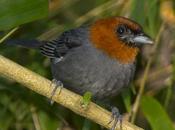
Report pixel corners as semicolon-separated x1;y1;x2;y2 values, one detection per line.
0;55;143;130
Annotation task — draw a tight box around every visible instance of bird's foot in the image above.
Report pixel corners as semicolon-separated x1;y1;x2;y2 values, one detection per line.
108;107;122;130
50;79;63;105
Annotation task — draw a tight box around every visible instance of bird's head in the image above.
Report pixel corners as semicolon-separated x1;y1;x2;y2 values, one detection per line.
90;17;153;63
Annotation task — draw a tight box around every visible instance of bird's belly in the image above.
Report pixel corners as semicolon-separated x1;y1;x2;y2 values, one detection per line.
51;46;135;99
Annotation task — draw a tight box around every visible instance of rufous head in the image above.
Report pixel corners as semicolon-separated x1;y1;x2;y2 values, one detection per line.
90;17;153;63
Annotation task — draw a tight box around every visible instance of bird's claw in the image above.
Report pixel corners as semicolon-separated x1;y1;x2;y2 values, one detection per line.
108;107;122;130
50;79;63;105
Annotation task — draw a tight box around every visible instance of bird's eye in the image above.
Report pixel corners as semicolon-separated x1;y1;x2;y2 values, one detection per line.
117;25;126;35
135;28;143;35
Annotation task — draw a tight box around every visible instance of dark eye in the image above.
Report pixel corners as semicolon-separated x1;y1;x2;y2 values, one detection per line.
135;28;143;35
117;25;126;35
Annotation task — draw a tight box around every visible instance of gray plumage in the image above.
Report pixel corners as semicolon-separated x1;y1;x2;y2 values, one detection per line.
47;27;136;100
6;26;136;100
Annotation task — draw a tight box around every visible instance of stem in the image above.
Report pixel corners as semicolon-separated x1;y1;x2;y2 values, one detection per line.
0;27;19;44
0;55;143;130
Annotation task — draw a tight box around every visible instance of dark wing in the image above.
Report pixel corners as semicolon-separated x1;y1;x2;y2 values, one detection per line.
39;29;84;58
40;39;68;58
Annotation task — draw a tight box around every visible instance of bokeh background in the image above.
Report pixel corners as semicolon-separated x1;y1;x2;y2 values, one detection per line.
0;0;175;130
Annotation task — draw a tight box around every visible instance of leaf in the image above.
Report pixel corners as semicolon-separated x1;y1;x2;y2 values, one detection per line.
130;0;147;25
81;91;92;108
141;96;175;130
39;111;60;130
0;0;48;30
146;0;160;37
122;88;131;113
82;119;92;130
130;0;160;37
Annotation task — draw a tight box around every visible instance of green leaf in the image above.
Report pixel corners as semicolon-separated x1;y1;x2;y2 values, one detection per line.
141;96;175;130
82;119;92;130
0;0;48;30
130;0;147;25
39;111;60;130
81;91;92;108
146;0;160;37
130;0;160;37
122;88;131;113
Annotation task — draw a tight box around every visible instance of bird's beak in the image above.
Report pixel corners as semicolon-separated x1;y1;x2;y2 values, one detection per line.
133;34;154;45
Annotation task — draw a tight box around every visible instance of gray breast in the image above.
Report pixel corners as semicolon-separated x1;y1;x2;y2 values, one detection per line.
50;41;135;100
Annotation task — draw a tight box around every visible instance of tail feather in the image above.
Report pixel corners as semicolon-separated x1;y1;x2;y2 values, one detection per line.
5;39;59;59
5;39;44;49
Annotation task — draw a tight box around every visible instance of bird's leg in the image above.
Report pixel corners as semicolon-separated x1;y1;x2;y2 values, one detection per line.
108;107;122;130
50;79;64;105
93;99;123;130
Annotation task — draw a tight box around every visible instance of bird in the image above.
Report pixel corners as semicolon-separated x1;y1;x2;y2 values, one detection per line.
5;16;153;130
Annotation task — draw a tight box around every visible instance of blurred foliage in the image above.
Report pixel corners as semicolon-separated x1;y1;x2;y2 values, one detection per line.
0;0;48;30
0;0;175;130
141;96;174;130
